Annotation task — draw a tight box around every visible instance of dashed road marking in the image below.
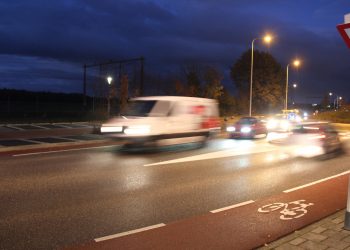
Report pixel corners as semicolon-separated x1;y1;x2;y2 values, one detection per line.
94;223;166;242
283;170;350;193
210;200;255;213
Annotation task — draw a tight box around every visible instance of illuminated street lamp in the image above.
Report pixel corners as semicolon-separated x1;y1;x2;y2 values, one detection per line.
338;96;343;109
107;76;113;85
334;95;342;110
107;76;113;116
285;59;301;110
329;92;342;110
249;34;273;116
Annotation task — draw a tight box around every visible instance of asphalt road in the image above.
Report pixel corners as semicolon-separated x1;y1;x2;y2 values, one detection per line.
1;138;350;250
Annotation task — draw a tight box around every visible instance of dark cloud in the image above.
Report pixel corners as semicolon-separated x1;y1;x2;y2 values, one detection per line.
0;0;349;102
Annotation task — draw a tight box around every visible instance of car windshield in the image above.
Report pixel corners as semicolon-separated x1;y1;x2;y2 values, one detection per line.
122;100;157;117
237;118;257;125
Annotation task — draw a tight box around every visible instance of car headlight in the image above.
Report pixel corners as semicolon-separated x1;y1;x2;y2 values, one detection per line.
241;127;251;133
280;120;290;130
100;126;123;133
267;119;278;129
124;125;150;135
226;126;236;132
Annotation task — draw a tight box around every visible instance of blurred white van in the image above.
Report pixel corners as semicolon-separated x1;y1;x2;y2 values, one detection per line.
100;96;220;146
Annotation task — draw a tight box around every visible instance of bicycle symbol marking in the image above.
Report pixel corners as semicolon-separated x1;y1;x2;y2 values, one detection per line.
258;200;314;220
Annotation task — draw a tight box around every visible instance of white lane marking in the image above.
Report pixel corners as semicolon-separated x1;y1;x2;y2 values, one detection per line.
94;223;166;242
144;145;277;166
53;124;72;128
30;125;49;129
20;139;43;144
210;200;255;213
283;170;350;193
13;145;115;157
6;125;25;131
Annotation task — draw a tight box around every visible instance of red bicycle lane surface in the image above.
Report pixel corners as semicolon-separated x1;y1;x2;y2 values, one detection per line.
69;173;349;250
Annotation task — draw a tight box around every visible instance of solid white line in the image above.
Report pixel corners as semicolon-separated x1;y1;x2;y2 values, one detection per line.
94;223;166;242
144;146;277;166
210;200;255;213
283;170;350;193
13;145;114;157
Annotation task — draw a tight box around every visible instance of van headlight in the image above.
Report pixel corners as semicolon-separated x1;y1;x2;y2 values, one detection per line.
100;126;123;133
226;126;236;132
124;125;151;135
241;127;251;133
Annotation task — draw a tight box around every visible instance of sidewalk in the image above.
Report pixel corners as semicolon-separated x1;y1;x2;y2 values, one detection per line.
259;209;350;250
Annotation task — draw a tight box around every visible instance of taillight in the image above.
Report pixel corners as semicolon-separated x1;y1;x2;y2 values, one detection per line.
202;117;220;128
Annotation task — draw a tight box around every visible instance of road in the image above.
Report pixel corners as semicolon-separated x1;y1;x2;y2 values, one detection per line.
1;137;350;249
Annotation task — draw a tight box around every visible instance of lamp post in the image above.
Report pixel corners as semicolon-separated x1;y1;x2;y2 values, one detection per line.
328;92;342;110
249;34;273;116
338;96;342;110
285;59;300;110
107;76;113;117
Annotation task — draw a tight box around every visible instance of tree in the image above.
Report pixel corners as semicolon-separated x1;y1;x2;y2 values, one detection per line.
120;74;128;113
218;88;238;116
320;93;331;109
184;64;202;97
174;80;185;96
231;50;284;114
202;66;224;100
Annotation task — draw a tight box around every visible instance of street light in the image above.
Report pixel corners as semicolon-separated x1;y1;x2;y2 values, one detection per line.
333;95;342;110
249;34;273;116
107;76;113;85
329;92;342;110
106;76;113;117
285;59;301;110
338;96;343;109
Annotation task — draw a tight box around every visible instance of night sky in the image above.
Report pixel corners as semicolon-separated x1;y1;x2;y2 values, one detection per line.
0;0;349;103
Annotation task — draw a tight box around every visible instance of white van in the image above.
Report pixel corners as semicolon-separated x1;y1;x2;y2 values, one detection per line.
100;96;220;146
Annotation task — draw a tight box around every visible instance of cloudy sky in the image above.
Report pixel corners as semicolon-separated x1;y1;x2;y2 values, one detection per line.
0;0;349;102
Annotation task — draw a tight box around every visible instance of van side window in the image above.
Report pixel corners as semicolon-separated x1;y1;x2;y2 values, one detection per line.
151;101;171;117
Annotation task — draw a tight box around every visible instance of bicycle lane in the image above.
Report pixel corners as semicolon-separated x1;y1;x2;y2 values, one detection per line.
69;173;349;250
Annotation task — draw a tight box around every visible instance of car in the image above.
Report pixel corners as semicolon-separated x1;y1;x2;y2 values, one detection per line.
100;96;220;147
226;116;268;139
266;114;292;132
269;121;343;158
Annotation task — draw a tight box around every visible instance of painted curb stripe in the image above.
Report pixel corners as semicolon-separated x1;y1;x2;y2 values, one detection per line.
94;223;166;242
283;170;350;193
210;200;255;213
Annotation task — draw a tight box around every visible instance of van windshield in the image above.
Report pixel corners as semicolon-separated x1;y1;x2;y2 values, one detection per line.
122;100;157;117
